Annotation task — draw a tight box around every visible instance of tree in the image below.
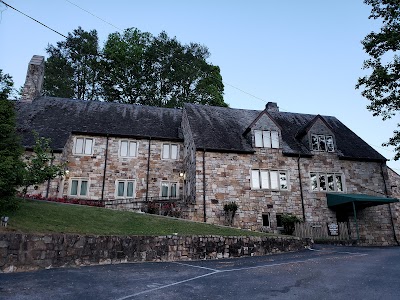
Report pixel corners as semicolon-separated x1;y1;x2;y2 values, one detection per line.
0;69;15;100
21;132;65;196
43;27;101;101
0;98;25;214
356;0;400;160
101;28;152;104
44;26;228;108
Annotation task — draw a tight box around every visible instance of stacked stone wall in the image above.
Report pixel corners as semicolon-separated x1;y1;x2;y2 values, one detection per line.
28;135;184;202
0;233;311;273
188;149;397;243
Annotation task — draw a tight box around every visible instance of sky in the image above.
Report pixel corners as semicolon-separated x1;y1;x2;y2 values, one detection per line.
1;0;400;172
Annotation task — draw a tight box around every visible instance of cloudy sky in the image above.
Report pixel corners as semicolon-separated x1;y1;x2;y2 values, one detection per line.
1;0;399;172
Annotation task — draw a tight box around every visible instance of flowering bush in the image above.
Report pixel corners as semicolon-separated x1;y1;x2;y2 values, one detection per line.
18;193;105;207
144;201;182;218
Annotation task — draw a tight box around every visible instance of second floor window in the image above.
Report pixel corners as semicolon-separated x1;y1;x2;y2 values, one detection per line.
162;143;179;159
311;134;334;152
310;172;344;192
251;169;288;190
74;137;93;155
254;130;279;148
120;140;137;157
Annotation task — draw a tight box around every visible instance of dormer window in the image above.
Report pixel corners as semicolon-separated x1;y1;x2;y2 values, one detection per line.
311;134;334;152
254;130;279;148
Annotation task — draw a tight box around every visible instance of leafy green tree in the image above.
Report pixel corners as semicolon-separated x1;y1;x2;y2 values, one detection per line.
0;98;25;214
356;0;400;160
101;28;152;103
44;26;227;107
43;27;101;101
22;132;65;196
0;69;16;100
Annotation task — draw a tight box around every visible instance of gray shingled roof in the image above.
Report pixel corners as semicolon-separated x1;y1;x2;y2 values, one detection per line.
15;97;183;151
14;97;386;162
185;103;386;162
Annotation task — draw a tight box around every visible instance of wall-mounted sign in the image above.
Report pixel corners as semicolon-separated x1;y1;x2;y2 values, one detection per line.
327;223;339;236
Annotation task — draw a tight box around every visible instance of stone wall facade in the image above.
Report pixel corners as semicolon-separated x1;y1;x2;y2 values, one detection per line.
28;135;184;203
184;148;398;245
0;233;311;273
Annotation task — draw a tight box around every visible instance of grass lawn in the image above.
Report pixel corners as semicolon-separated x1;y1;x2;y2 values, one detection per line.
1;199;272;237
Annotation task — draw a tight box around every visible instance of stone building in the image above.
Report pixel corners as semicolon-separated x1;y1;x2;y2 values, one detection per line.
13;56;400;245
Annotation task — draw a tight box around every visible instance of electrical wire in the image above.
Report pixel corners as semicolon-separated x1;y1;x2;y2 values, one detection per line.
63;0;269;104
0;0;67;38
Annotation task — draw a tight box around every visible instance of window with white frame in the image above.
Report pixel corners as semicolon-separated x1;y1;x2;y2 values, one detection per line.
74;137;94;155
119;140;137;157
69;178;89;197
254;130;279;148
161;181;178;198
115;179;135;198
311;134;334;152
310;172;344;192
162;143;179;159
251;169;288;190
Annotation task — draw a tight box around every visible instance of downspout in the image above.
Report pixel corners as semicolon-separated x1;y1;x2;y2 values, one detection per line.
101;135;109;201
297;155;306;221
45;151;54;198
203;149;206;223
380;163;399;245
145;137;151;202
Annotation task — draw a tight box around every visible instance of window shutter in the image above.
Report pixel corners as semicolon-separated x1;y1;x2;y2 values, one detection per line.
251;170;260;189
171;145;178;159
254;130;263;147
271;131;279;148
84;139;93;155
120;141;128;157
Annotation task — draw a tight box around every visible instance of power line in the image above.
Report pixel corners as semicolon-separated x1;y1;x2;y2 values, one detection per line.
64;0;122;32
63;0;269;105
0;0;67;38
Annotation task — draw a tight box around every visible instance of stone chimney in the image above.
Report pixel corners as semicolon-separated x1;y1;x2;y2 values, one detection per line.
21;55;45;102
265;102;279;112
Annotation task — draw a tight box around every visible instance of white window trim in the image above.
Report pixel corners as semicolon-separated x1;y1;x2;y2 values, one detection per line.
251;169;289;191
311;134;335;152
160;181;179;198
73;137;95;156
254;130;279;149
118;140;138;158
68;177;90;198
162;143;179;160
115;179;136;199
310;172;345;192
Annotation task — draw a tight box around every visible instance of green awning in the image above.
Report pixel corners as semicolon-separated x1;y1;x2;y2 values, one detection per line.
327;193;399;208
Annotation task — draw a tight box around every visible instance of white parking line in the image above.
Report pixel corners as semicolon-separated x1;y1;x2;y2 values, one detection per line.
307;247;368;256
116;251;368;299
115;271;220;300
173;262;220;272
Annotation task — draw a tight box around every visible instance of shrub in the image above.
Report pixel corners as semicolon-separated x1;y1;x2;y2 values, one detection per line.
281;214;302;235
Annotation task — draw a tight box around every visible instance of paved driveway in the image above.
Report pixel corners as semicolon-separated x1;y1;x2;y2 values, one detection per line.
1;244;399;300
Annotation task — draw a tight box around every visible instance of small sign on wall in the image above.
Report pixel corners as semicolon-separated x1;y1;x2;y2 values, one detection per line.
327;223;339;236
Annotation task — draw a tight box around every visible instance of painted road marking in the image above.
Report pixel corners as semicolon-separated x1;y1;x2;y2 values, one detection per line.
115;250;368;300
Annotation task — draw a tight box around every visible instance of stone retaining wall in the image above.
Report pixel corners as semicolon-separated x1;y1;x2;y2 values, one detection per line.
0;233;311;273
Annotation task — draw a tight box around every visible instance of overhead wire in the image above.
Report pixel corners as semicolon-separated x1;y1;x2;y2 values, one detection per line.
62;0;269;104
0;0;67;38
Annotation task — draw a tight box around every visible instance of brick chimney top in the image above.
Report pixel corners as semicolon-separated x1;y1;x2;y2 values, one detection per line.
21;55;45;102
265;102;279;112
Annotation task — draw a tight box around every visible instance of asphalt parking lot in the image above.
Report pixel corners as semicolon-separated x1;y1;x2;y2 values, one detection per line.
1;244;399;300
